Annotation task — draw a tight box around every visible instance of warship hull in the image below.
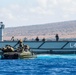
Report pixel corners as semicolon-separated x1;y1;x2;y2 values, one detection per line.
0;41;76;54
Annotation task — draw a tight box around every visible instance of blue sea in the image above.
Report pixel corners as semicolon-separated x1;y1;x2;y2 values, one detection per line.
0;54;76;75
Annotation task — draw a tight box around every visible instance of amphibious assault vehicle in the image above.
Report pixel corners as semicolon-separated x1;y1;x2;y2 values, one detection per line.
0;40;36;59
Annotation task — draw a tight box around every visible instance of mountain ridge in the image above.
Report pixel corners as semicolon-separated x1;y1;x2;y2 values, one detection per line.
4;20;76;40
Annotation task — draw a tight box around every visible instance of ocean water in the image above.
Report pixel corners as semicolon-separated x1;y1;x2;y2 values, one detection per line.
0;55;76;75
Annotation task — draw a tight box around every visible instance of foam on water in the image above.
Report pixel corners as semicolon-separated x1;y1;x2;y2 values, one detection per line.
37;54;76;59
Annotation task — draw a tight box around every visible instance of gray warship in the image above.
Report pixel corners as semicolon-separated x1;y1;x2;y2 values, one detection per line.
1;22;76;56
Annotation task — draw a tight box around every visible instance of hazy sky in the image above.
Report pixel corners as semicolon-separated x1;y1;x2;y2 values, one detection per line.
0;0;76;27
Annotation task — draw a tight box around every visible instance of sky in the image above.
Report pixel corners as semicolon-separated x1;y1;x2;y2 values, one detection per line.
0;0;76;27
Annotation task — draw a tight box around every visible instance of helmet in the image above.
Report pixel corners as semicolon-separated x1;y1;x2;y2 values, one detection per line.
19;39;23;43
25;45;30;49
